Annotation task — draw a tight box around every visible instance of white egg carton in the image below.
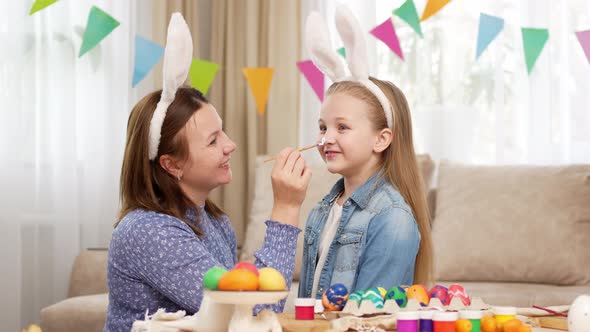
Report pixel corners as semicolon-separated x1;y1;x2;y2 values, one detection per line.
323;296;490;319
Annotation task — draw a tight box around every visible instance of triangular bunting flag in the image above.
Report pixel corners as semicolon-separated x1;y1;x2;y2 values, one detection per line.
29;0;58;15
79;6;120;57
476;13;504;59
394;0;423;38
575;30;590;64
420;0;451;22
189;59;220;95
370;18;404;60
521;28;549;74
337;47;346;58
297;60;325;102
132;35;164;87
242;68;274;116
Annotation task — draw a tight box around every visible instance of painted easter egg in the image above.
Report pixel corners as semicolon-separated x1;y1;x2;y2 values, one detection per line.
258;267;286;291
377;286;388;298
448;284;470;305
429;284;450;305
203;266;228;290
406;284;430;306
217;269;258;291
385;286;408;308
233;261;259;276
322;283;349;311
348;290;364;305
362;287;385;308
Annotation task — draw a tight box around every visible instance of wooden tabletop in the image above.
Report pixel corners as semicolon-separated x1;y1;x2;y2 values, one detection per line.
277;313;564;332
277;313;331;332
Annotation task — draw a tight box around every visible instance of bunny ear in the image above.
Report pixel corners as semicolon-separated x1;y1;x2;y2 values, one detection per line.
149;13;193;160
306;11;346;82
335;5;369;80
161;13;193;100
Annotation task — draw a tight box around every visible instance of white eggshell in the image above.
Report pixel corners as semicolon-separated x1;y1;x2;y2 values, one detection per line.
569;294;590;332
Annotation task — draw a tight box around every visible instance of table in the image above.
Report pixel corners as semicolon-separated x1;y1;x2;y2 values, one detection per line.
277;313;562;332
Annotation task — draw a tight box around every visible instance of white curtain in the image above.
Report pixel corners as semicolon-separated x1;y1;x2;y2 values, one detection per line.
299;0;590;165
0;1;154;329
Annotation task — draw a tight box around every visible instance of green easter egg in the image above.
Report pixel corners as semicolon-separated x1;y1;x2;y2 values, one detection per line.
348;290;364;304
362;287;384;308
203;266;227;290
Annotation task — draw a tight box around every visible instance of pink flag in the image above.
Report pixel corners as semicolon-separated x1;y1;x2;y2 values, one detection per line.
370;18;404;60
576;30;590;65
297;60;325;102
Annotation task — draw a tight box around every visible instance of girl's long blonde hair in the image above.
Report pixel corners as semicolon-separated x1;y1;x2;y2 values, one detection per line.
326;78;434;286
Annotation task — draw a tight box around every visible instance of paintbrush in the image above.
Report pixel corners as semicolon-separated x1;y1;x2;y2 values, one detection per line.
264;137;325;163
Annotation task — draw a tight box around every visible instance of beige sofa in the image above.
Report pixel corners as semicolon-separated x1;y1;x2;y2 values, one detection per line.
41;156;590;332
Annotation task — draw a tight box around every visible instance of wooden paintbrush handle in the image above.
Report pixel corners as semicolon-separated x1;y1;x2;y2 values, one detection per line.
263;144;318;163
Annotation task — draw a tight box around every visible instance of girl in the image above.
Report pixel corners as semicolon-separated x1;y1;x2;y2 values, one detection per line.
298;6;433;299
104;14;311;331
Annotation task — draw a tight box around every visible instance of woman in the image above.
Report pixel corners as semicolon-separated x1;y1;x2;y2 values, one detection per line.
104;14;311;332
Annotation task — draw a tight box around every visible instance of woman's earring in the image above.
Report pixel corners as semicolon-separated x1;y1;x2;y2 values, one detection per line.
176;173;182;181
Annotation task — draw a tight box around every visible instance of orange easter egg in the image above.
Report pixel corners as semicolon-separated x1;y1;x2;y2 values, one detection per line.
503;319;522;332
456;319;473;332
517;325;532;332
406;284;430;306
481;316;497;332
217;269;258;291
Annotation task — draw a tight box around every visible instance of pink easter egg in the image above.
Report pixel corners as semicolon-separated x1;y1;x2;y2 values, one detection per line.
448;284;470;305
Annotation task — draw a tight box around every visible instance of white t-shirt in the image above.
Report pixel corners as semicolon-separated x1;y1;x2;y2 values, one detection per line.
311;201;343;297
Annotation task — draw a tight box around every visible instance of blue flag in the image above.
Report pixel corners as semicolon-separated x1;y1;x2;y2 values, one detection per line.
132;35;164;87
476;13;504;59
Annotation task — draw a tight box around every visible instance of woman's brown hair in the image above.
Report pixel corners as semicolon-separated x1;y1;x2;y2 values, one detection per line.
117;86;224;236
326;78;434;286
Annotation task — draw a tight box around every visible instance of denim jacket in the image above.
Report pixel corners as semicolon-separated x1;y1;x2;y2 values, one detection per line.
298;172;421;298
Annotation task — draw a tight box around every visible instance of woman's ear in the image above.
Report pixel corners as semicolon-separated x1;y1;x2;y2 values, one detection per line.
159;154;184;179
374;128;393;153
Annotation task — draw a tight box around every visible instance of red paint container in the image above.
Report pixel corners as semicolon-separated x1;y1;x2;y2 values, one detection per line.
295;298;316;320
433;311;459;332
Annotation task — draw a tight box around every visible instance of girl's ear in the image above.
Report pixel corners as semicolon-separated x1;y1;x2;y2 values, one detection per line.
159;154;184;179
374;128;393;153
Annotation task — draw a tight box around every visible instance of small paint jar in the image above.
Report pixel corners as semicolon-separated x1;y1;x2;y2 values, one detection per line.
459;310;483;332
397;311;420;332
433;311;459;332
492;306;517;325
420;310;435;332
295;298;315;320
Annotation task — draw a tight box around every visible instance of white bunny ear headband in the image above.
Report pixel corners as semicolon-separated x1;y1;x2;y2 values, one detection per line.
148;13;193;160
306;5;394;128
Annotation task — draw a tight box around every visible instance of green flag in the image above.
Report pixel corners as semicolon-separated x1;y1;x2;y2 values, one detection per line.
521;28;549;74
394;0;423;38
79;6;120;57
29;0;58;15
189;59;220;95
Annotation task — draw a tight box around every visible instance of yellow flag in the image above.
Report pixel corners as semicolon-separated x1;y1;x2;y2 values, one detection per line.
23;324;42;332
420;0;451;22
242;68;274;116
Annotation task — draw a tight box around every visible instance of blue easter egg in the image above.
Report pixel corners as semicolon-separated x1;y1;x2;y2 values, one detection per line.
322;283;349;311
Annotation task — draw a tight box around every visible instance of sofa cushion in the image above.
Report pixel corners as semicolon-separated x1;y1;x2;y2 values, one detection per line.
40;293;108;332
433;162;590;285
68;249;108;297
241;154;435;281
437;281;590;307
